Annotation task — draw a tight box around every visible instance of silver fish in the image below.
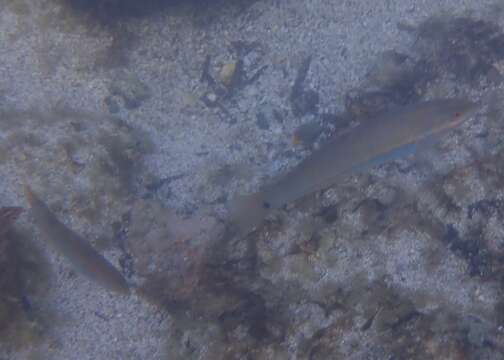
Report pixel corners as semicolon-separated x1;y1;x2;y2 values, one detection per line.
25;186;130;295
229;98;479;235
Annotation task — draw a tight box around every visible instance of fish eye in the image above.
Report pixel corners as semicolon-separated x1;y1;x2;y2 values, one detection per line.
262;201;271;209
454;112;461;118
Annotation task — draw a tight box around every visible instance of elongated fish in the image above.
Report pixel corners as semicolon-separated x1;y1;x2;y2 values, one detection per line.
24;186;130;295
230;98;479;235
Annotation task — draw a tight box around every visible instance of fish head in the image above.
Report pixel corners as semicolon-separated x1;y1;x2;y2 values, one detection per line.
393;98;480;150
425;98;480;135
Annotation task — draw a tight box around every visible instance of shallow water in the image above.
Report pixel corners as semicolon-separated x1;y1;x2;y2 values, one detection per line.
1;1;504;359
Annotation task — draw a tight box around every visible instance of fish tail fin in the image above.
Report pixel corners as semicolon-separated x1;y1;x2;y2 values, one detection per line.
228;192;269;235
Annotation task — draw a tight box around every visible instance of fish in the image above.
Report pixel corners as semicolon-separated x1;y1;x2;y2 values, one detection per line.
24;186;130;295
229;98;479;235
